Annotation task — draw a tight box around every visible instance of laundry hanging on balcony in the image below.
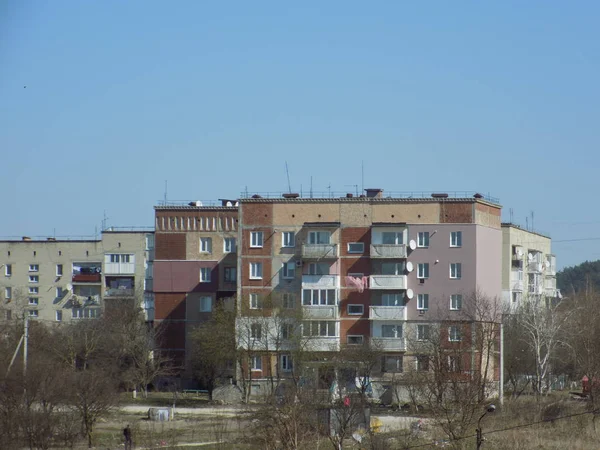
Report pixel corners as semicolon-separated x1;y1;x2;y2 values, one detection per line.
345;276;369;293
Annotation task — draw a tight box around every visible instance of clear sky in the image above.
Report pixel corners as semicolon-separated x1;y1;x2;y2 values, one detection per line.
1;1;599;268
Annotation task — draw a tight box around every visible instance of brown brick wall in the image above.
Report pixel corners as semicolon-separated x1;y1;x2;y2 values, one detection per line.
157;322;186;349
155;292;186;320
340;258;371;276
241;227;274;256
340;318;370;342
241;257;273;287
241;203;274;227
155;233;186;259
340;290;370;318
340;227;371;257
440;202;473;224
239;288;276;316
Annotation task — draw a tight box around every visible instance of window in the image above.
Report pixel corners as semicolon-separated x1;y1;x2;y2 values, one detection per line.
381;293;403;306
109;254;132;263
29;287;39;294
200;237;212;253
447;355;460;372
224;267;237;283
55;310;62;321
417;294;429;311
450;294;463;311
5;310;11;320
302;289;336;306
29;298;38;306
29;264;39;272
416;355;429;371
382;356;403;373
382;262;405;275
28;310;38;318
72;308;83;319
308;231;331;245
450;231;462;247
417;232;430;248
347;335;364;345
250;323;262;339
448;326;462;342
308;263;329;275
250;262;263;279
282;293;295;309
251;355;262;371
56;287;64;298
5;264;12;277
56;264;63;276
450;263;462;279
382;231;403;245
250;293;262;309
281;354;293;371
200;296;212;312
4;287;11;300
85;308;100;319
417;324;430;341
250;231;264;248
417;263;429;279
282;262;295;279
223;237;236;253
302;321;336;337
282;232;295;248
281;323;294;339
199;267;211;283
381;324;402;338
29;275;39;283
348;242;364;253
347;304;364;315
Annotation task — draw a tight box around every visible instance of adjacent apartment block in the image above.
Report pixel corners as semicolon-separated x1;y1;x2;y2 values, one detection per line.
236;189;503;390
153;201;238;370
0;229;154;322
501;223;559;311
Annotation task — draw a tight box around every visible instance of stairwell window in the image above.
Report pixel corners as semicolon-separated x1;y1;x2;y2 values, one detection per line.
417;263;429;279
29;264;39;272
29;275;39;283
250;232;264;248
417;294;429;311
417;232;430;248
450;263;462;279
199;267;211;283
5;264;12;277
4;287;11;300
347;304;364;315
29;287;38;294
448;326;462;342
282;232;295;248
250;262;263;279
56;264;63;276
28;310;38;318
55;310;62;322
450;294;463;311
450;231;462;248
28;298;38;306
200;237;212;253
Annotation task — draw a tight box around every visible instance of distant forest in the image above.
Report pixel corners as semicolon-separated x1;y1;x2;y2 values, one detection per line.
557;260;600;295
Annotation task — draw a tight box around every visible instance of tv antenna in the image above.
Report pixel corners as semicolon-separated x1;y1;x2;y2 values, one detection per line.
361;160;364;194
164;180;168;205
327;183;332;197
101;210;109;231
310;176;313;198
285;161;292;193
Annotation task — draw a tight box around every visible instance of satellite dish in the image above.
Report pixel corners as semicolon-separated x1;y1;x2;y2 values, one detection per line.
226;201;233;206
409;240;417;251
66;284;73;291
528;253;533;261
234;202;239;207
406;261;414;273
516;248;523;257
406;288;414;299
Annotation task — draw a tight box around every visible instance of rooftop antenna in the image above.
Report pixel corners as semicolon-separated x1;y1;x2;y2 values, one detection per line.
101;210;109;231
531;211;534;232
310;176;313;198
509;208;513;223
525;216;529;231
361;160;364;194
285;161;292;193
327;183;332;198
164;180;168;205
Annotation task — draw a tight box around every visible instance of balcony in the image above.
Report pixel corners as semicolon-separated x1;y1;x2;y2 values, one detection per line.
512;280;524;291
104;262;135;275
529;262;543;273
370;244;407;259
72;273;101;283
371;337;406;352
545;288;561;298
307;337;340;352
302;275;340;289
302;244;338;259
528;284;543;295
302;305;337;319
105;287;135;297
369;275;407;290
369;306;407;321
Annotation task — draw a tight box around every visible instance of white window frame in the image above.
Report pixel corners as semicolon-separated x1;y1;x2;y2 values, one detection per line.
282;293;295;309
450;231;462;248
55;310;62;322
251;355;262;371
29;264;39;272
28;309;38;318
56;264;63;276
347;335;364;345
29;287;39;294
450;294;463;311
417;263;429;279
29;275;39;283
199;267;211;283
308;231;331;245
382;355;403;373
281;354;293;372
417;232;430;248
28;297;38;306
282;232;295;248
302;289;337;306
5;264;12;277
417;324;430;341
250;293;262;310
381;262;404;275
347;242;364;254
381;324;403;338
250;262;263;280
224;266;237;283
381;231;404;245
200;237;212;253
4;287;11;300
417;294;429;311
450;263;462;280
448;326;462;342
223;237;236;253
250;231;264;248
302;321;336;337
347;304;364;315
200;296;212;312
382;293;402;306
282;262;296;279
250;323;262;340
281;323;294;339
308;262;330;275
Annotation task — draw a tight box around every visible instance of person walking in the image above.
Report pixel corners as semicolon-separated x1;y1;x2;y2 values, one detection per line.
123;424;133;450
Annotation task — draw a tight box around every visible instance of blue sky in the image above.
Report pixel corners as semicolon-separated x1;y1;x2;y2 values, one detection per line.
1;1;599;268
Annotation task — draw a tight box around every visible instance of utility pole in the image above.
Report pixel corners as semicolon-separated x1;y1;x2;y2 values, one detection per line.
499;321;504;406
23;317;29;378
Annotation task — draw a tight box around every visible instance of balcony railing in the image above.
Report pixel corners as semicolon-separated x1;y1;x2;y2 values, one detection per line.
302;305;337;319
528;284;543;295
306;337;340;352
529;262;543;273
512;280;524;291
105;288;135;297
72;273;102;283
369;306;407;321
370;244;407;259
302;244;338;259
369;275;407;290
371;337;406;351
302;275;339;289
